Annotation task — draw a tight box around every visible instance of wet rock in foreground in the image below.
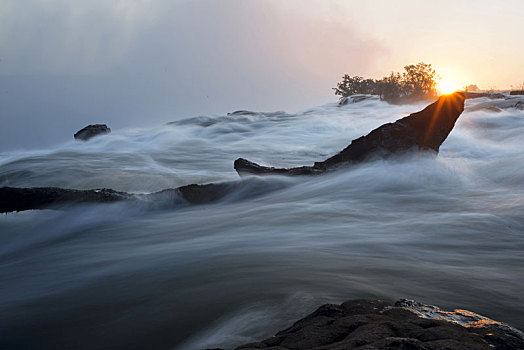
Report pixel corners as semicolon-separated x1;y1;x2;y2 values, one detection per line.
229;299;523;350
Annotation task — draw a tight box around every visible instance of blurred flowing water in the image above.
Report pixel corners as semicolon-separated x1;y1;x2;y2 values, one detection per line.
1;96;523;349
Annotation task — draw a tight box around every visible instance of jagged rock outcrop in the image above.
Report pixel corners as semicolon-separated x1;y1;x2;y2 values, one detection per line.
229;299;524;350
510;91;524;96
74;124;111;141
235;92;465;176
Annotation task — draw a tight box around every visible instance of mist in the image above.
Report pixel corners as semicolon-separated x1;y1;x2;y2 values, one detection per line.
0;1;384;150
2;0;523;151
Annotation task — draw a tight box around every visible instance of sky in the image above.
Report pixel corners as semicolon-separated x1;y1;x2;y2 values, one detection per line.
1;0;523;150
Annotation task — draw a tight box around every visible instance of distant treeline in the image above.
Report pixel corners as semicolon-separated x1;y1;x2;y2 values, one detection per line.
334;62;438;103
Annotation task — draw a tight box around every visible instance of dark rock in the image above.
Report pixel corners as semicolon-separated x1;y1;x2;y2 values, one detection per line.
174;183;234;204
0;177;289;213
235;92;465;176
234;158;323;176
394;299;524;341
0;186;131;213
228;110;257;115
74;124;111;141
0;184;227;213
467;97;524;112
230;299;524;350
338;95;378;106
339;97;349;106
465;92;506;99
510;91;524;95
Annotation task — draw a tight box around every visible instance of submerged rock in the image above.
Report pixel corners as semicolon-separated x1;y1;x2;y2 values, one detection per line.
235;92;465;176
228;110;257;116
74;124;111;141
467;97;524;112
338;94;378;106
0;185;194;213
230;299;524;350
465;92;506;99
0;178;288;213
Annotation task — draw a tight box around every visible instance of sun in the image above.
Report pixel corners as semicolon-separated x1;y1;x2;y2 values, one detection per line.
437;79;459;95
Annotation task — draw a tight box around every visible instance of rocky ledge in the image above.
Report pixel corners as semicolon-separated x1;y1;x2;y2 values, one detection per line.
227;299;523;350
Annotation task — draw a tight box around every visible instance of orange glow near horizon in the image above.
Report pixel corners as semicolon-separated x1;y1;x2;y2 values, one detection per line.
437;78;460;95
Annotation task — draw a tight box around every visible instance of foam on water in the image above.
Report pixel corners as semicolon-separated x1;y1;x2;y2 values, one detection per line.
0;96;523;349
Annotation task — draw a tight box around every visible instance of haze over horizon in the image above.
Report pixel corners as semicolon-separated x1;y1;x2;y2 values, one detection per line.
1;0;523;150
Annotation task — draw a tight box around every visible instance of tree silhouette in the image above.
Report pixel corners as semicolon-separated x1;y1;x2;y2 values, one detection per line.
333;62;439;102
375;72;403;101
402;62;437;98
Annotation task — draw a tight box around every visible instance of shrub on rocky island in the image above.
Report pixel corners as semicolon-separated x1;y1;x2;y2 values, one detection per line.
334;62;438;103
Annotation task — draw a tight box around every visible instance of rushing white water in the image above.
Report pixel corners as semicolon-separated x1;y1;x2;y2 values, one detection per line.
1;95;523;349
